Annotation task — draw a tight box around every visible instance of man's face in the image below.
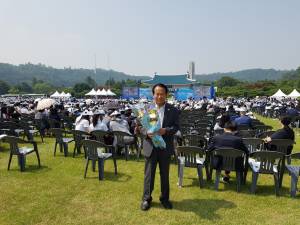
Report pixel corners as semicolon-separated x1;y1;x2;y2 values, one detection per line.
153;86;167;106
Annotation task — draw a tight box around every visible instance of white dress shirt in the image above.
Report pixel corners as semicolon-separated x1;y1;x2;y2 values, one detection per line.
89;119;108;131
75;119;90;132
156;104;165;127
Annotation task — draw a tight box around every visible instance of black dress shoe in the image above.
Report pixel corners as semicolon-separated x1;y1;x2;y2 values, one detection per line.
160;200;173;209
141;200;151;211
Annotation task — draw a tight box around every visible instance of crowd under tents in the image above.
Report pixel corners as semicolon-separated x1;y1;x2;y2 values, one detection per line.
85;88;116;97
271;89;300;99
85;89;97;96
288;89;300;98
271;89;287;98
50;91;72;98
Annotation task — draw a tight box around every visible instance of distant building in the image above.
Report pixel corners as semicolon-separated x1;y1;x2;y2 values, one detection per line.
143;74;197;92
188;61;195;80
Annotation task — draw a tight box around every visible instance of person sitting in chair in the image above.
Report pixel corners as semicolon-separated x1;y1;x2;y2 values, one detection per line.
265;116;295;155
208;121;249;183
234;107;253;129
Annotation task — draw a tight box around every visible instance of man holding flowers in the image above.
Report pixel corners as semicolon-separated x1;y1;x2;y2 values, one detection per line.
136;83;179;211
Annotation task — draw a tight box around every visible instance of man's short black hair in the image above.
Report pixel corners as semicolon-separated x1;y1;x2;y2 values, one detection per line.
280;116;292;126
152;83;168;95
224;121;237;132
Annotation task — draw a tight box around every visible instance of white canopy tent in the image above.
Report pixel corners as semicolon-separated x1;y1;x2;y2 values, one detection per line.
106;89;116;96
96;89;103;96
288;89;300;98
99;88;108;96
85;88;116;97
60;91;66;97
51;91;72;98
60;92;71;98
271;89;287;98
50;91;60;98
85;88;97;96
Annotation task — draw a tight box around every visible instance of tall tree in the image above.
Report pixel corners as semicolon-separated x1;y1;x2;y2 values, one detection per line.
17;82;33;93
73;83;90;93
217;76;240;88
33;82;53;94
0;80;10;94
85;76;97;88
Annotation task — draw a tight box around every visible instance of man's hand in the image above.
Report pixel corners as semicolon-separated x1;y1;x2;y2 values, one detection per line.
147;128;166;138
147;132;154;139
158;128;166;136
264;137;272;143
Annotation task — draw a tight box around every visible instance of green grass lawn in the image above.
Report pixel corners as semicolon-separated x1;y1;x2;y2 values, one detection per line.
0;117;300;225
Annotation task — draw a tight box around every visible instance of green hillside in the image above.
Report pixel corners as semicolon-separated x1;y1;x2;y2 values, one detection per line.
195;68;288;83
0;63;149;87
0;63;290;87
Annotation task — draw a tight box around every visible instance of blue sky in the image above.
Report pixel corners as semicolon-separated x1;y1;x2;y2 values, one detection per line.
0;0;299;76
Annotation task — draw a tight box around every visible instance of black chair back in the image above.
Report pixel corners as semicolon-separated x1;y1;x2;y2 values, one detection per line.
177;146;206;168
250;151;284;174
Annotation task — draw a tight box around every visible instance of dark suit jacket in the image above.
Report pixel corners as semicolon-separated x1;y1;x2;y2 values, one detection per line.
270;126;295;154
234;115;253;128
271;127;294;140
142;103;180;157
286;108;299;117
208;132;248;171
208;132;249;153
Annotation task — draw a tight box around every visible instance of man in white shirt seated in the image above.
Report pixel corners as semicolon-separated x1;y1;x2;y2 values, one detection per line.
109;110;135;146
75;110;92;133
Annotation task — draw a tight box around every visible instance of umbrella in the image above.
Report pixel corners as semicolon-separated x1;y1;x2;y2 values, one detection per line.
34;98;41;103
36;98;56;110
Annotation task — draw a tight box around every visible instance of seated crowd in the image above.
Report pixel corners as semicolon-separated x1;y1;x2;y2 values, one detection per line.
0;96;298;194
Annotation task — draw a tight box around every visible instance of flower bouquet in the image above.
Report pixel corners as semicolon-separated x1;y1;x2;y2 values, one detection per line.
133;103;166;149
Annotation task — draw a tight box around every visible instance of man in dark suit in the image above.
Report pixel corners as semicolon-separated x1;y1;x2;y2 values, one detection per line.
136;83;179;211
208;121;248;183
265;116;295;154
286;103;299;117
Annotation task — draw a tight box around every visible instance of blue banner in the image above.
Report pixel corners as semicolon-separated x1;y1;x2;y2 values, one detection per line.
193;86;211;100
174;86;214;100
174;88;194;100
122;87;139;99
139;88;153;100
210;85;215;99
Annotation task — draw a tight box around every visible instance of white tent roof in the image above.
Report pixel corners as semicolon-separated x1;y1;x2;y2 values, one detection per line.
65;93;72;97
96;89;102;96
106;89;116;96
271;89;287;98
288;89;300;98
99;88;107;96
95;88;108;96
85;88;97;96
50;91;60;98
